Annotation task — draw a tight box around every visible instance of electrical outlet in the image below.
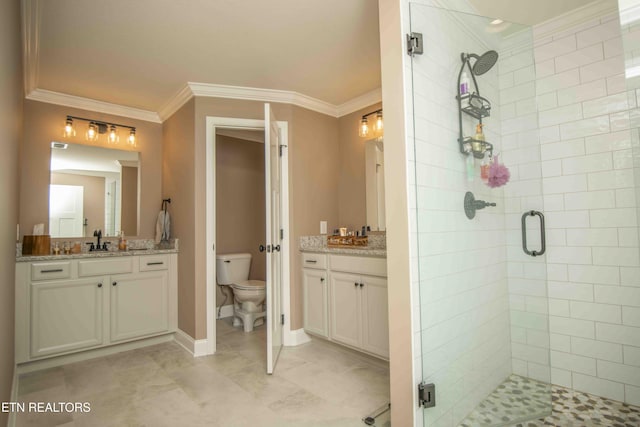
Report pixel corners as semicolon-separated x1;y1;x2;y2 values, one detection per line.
320;221;327;235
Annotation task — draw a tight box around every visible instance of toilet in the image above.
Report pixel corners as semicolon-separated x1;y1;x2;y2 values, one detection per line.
216;253;266;332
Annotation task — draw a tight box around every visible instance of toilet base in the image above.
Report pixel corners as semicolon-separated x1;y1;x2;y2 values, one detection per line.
233;307;266;332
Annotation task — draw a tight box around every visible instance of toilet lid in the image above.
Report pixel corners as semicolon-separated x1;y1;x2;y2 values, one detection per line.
233;280;266;290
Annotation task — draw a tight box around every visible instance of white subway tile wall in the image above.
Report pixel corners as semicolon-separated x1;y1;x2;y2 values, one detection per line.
526;12;639;406
407;3;640;426
409;4;513;426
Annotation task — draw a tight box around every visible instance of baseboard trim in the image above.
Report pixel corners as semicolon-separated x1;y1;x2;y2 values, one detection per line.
217;304;234;319
284;328;311;347
15;333;174;375
174;329;210;357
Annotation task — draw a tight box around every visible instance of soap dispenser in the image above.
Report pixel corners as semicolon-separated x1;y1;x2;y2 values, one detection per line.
472;123;485;153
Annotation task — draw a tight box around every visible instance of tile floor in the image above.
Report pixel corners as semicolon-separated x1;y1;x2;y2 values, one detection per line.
460;374;640;427
13;318;390;427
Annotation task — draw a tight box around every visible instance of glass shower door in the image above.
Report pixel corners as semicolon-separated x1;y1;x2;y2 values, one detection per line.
409;3;552;426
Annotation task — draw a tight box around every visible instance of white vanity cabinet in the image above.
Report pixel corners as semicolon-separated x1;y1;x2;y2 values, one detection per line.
30;275;106;359
16;253;177;364
302;251;389;359
302;253;329;338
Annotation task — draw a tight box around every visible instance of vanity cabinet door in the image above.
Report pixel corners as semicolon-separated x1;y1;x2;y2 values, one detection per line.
110;271;169;342
329;272;361;348
302;268;328;338
360;276;389;358
30;277;106;359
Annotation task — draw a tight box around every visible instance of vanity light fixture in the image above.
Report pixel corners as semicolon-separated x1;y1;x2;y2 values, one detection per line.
63;117;76;138
62;115;137;147
108;125;119;144
358;108;383;138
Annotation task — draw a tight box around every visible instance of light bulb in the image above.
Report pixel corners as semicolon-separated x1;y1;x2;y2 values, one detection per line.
87;122;99;141
63;117;75;138
108;125;119;144
359;117;369;137
374;111;383;133
127;129;136;146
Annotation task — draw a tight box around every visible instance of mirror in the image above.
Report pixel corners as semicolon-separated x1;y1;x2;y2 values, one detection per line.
49;142;140;238
365;139;385;231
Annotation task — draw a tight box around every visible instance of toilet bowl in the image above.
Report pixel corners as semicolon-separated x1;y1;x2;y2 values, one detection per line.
216;253;266;332
231;279;266;332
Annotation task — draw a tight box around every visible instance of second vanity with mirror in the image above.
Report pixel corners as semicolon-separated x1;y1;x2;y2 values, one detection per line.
15;249;177;365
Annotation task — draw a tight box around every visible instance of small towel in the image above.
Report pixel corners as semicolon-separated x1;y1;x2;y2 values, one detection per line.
155;210;171;244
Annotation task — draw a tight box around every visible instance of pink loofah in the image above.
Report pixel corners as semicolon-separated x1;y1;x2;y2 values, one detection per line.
487;154;510;188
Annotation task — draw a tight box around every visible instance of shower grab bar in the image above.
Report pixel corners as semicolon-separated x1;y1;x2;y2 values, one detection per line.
521;210;546;257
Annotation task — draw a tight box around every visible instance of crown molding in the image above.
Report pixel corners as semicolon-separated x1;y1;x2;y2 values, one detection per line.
335;88;382;117
160;82;383;120
188;82;338;117
157;84;194;121
26;89;162;123
21;0;41;96
533;0;618;40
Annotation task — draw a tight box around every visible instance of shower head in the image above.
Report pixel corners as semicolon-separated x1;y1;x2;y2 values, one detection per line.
467;50;499;76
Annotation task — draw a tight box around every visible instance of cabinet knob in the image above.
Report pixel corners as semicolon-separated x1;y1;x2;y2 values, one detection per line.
112;281;117;286
320;277;325;283
354;282;358;287
97;283;102;288
360;283;364;288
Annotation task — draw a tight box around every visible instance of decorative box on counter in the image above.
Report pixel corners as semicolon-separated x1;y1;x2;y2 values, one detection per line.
22;235;51;255
326;235;368;248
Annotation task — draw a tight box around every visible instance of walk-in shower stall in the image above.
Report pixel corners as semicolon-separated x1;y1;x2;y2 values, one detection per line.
407;1;640;425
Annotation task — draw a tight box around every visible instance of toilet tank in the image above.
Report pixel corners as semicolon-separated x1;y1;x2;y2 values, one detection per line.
216;253;252;285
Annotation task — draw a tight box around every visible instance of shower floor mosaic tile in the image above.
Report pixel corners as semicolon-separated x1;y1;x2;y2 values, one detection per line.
459;375;640;427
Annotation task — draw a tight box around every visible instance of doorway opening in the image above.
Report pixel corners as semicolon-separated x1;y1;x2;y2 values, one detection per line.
205;113;290;374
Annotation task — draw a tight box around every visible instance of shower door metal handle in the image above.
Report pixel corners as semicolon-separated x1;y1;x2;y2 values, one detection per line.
521;210;546;257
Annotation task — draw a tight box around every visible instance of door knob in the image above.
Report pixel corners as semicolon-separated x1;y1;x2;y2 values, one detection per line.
259;245;265;252
273;245;281;252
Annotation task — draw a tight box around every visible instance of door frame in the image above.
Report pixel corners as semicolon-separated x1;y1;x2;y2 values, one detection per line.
205;116;290;355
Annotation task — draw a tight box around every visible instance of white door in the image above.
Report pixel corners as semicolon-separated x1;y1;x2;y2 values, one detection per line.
49;184;84;237
265;103;283;374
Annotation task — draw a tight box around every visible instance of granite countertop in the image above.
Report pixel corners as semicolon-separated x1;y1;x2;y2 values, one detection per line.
299;235;386;258
301;246;386;257
16;248;179;263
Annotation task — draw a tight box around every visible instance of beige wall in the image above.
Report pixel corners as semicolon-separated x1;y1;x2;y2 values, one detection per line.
162;99;196;337
0;0;22;423
337;102;382;230
379;0;415;424
20;100;163;239
216;134;266;306
290;106;341;330
121;166;138;236
50;173;105;235
163;97;341;339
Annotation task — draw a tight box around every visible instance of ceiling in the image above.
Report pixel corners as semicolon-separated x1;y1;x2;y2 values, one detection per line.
29;0;600;117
